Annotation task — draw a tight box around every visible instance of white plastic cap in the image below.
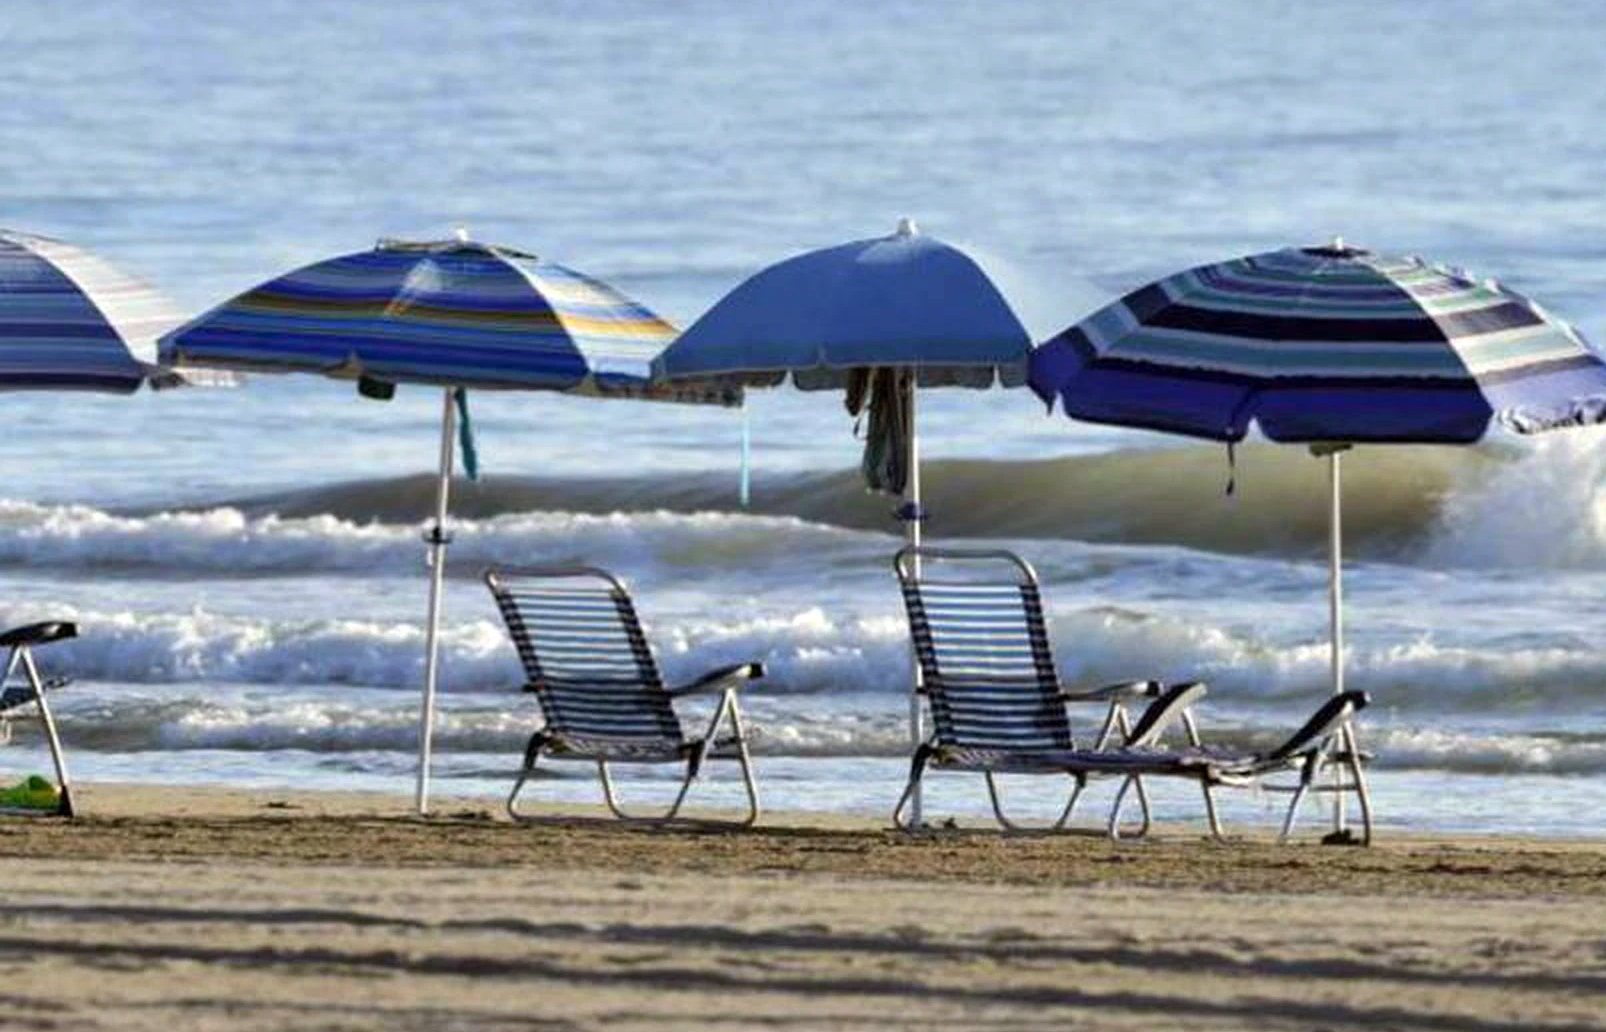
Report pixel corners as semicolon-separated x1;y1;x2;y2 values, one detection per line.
894;217;919;237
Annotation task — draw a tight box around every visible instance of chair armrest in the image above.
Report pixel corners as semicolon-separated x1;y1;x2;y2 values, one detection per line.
668;662;765;697
1060;679;1161;703
1124;680;1209;748
0;622;77;649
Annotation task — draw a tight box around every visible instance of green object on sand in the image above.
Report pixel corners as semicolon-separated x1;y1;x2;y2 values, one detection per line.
0;774;59;810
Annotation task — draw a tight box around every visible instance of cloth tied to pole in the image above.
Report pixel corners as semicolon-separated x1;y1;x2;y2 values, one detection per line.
454;387;478;481
845;367;912;495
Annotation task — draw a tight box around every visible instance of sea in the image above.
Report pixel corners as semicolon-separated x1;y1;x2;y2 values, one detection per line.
3;0;1606;835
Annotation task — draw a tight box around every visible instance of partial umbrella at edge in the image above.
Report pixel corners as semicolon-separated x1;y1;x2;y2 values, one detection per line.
0;227;230;391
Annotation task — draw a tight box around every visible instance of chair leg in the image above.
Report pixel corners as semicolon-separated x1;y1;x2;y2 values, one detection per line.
893;742;935;830
724;692;761;827
595;689;758;826
1109;707;1153;838
1106;777;1133;839
1279;750;1323;842
1200;778;1223;840
16;648;72;818
1053;772;1087;830
506;731;553;822
1342;723;1374;845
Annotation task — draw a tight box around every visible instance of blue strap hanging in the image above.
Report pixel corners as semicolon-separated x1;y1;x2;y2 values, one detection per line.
739;403;751;508
454;387;479;481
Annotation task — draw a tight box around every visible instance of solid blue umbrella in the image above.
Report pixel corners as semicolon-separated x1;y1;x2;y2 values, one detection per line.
1030;239;1606;836
162;234;733;813
655;218;1034;824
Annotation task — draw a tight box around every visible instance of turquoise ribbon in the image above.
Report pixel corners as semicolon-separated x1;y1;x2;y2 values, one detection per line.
454;387;479;481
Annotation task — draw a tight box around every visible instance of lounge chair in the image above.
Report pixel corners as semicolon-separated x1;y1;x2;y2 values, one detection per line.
1068;689;1374;844
0;621;77;817
894;546;1375;843
485;564;763;825
893;546;1209;835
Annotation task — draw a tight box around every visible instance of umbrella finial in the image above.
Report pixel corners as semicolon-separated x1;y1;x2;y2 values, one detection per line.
894;217;919;238
453;225;471;243
1331;234;1345;252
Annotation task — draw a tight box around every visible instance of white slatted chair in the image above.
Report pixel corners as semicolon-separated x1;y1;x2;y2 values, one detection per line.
485;565;763;825
894;547;1209;835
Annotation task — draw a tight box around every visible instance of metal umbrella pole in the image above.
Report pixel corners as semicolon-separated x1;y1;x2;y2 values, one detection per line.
1314;442;1352;833
903;370;925;826
414;386;458;816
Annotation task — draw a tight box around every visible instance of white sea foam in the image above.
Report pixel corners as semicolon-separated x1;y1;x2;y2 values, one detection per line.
8;595;1606;718
1426;426;1606;570
0;500;865;576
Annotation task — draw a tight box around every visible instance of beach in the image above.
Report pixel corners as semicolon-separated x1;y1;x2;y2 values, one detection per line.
0;784;1599;1031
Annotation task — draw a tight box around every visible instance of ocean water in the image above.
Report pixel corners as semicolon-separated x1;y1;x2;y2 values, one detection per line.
3;0;1606;835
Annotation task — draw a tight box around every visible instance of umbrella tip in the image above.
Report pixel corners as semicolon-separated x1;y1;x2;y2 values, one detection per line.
453;225;471;243
1331;234;1345;251
894;217;919;238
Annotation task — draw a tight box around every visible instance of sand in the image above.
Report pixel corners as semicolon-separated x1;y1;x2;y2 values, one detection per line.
0;784;1601;1031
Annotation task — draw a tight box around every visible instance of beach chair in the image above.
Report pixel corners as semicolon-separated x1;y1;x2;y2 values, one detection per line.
1079;689;1374;844
485;565;763;826
0;621;77;817
893;546;1210;835
896;546;1376;843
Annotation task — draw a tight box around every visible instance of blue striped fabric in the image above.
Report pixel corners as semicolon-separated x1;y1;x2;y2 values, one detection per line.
0;229;183;393
161;237;729;401
1029;242;1606;442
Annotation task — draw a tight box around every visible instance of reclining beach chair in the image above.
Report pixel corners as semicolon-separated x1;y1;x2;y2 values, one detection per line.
896;546;1376;843
894;546;1209;835
1080;689;1374;844
485;565;763;826
0;621;77;817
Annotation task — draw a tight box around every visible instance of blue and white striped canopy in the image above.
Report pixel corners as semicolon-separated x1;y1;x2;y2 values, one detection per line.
655;221;1030;390
0;228;190;393
162;237;728;402
1029;242;1606;442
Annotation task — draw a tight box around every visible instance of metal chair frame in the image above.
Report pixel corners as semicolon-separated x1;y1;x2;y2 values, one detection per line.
892;547;1207;836
0;622;76;818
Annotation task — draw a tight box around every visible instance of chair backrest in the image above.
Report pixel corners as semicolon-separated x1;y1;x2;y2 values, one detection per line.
1263;690;1370;763
484;565;682;745
894;547;1074;753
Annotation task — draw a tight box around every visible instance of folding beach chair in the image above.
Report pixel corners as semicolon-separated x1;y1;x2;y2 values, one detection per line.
894;547;1209;835
0;621;77;817
1085;689;1375;844
486;565;763;825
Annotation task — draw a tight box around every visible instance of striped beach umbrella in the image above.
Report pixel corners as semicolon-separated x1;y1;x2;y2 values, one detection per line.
0;228;214;391
162;234;733;813
1029;239;1606;837
655;218;1032;826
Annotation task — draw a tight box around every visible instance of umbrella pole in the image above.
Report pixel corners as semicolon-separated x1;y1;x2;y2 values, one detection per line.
1327;448;1347;833
905;374;925;827
415;387;457;816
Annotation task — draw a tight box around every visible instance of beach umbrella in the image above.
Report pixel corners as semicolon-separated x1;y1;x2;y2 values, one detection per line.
0;227;226;391
160;234;734;814
0;226;232;814
1029;238;1606;834
653;218;1031;824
